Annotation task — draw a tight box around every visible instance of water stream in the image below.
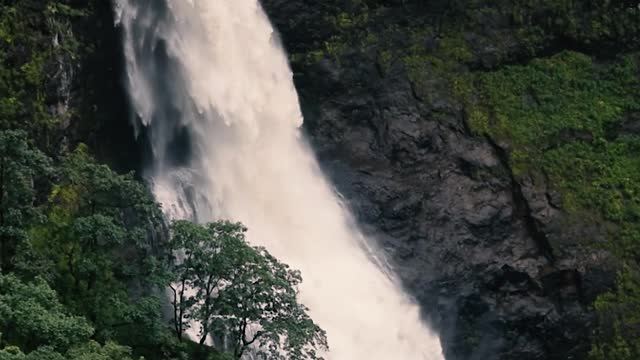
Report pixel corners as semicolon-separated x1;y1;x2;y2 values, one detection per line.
115;1;444;358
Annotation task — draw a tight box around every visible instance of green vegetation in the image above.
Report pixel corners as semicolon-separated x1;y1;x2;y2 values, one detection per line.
0;274;93;353
0;130;51;273
467;51;640;174
28;145;167;347
0;143;326;358
590;267;640;360
507;0;640;46
0;274;140;360
0;131;183;358
0;134;328;360
0;1;88;145
169;221;327;359
0;132;327;360
454;49;640;359
461;50;640;360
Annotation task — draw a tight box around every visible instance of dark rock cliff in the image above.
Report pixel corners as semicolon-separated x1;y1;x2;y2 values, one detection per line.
72;0;145;173
260;1;640;359
40;0;145;173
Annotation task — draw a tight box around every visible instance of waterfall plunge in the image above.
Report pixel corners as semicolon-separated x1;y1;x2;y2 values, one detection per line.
115;1;444;359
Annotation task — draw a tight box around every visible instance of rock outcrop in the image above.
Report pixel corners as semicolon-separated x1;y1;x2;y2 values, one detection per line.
260;1;639;359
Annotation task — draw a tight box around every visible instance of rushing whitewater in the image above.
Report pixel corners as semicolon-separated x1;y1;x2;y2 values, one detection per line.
115;1;443;359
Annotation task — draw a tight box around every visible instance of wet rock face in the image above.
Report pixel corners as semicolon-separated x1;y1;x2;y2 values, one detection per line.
260;1;618;359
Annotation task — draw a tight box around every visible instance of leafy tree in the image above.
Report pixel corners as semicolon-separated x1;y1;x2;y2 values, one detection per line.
0;274;141;360
29;145;167;347
66;341;137;360
0;342;138;360
0;274;92;353
169;220;328;360
0;130;51;273
0;346;65;360
168;221;201;342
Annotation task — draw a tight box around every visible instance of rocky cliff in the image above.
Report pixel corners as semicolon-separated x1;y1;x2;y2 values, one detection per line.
0;0;144;172
259;1;640;359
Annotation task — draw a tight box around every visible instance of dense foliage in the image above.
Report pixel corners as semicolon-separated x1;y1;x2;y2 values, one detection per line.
169;221;327;359
0;133;326;359
0;130;51;273
0;131;172;359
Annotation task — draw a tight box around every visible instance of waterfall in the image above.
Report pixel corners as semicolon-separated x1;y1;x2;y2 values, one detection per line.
115;1;444;359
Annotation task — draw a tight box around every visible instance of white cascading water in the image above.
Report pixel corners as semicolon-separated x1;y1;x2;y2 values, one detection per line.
115;1;444;359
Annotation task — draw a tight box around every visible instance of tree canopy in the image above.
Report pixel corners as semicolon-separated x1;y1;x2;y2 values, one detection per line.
169;220;328;360
0;274;138;360
24;145;167;347
0;130;51;273
0;140;327;360
0;274;92;353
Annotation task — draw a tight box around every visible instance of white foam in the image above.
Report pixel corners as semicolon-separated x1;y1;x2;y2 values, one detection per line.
116;1;444;358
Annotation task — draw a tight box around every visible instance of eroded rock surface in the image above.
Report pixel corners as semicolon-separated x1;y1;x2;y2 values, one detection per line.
260;1;635;358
